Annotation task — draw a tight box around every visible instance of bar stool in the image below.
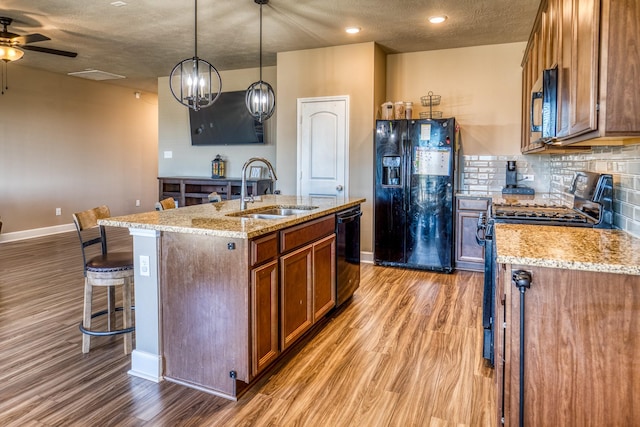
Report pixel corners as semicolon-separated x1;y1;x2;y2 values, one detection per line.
72;205;135;354
155;197;176;211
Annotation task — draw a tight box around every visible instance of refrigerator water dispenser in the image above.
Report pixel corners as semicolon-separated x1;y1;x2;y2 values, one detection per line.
382;156;401;186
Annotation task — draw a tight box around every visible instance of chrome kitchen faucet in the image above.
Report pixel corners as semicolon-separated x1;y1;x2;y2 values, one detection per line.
240;157;278;210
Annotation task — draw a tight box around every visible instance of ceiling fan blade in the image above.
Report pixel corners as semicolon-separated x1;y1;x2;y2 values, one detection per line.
21;44;77;58
15;33;51;45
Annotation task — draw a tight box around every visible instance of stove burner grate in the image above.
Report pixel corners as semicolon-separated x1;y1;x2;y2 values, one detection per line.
493;208;591;224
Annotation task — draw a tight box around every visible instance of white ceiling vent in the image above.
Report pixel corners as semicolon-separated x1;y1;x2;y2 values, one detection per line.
67;70;126;81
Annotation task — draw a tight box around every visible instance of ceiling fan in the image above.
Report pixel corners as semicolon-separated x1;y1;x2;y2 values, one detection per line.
0;16;78;60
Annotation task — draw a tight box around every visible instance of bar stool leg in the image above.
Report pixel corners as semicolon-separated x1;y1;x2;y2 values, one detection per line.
123;277;133;354
107;285;116;331
82;278;93;354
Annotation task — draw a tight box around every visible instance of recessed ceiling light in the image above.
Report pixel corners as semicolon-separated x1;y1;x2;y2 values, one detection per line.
110;1;128;7
345;27;361;34
428;15;448;24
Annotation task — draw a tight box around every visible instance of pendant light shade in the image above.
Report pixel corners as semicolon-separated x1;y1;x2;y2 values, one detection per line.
246;80;275;123
169;0;221;111
246;0;275;123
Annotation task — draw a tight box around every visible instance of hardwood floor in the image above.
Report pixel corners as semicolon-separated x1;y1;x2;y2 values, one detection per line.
0;229;494;426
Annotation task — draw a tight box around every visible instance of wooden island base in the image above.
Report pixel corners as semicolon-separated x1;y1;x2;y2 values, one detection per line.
161;215;339;400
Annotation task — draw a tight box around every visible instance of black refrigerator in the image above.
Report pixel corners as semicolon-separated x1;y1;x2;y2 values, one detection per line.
374;118;456;272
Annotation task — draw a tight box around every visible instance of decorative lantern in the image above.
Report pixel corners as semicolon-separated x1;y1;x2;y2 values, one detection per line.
211;154;225;178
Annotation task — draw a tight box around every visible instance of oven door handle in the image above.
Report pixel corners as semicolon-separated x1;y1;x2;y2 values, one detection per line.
476;213;487;246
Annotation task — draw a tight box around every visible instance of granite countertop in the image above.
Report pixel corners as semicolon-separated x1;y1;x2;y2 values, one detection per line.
495;223;640;275
99;195;365;239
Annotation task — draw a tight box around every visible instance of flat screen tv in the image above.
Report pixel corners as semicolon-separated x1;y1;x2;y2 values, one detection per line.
189;90;264;145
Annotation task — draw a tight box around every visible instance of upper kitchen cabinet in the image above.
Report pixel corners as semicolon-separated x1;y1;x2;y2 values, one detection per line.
521;0;640;153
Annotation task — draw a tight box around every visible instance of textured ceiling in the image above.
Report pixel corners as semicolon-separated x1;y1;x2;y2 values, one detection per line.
2;0;539;93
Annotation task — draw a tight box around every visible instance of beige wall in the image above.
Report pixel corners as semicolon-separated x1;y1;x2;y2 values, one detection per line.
276;42;380;252
4;42;526;251
157;67;277;179
274;42;524;253
0;64;158;238
387;42;526;156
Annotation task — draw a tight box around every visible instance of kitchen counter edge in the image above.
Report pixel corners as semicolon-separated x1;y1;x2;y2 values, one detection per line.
98;195;365;240
495;223;640;275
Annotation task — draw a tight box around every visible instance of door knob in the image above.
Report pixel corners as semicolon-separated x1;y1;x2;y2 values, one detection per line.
336;185;344;191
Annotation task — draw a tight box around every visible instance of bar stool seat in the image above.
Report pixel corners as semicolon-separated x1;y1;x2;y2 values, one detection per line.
73;205;135;354
155;197;176;211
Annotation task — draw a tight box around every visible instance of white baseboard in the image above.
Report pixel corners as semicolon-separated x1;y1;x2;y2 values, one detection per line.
361;251;374;264
128;349;163;383
0;223;75;243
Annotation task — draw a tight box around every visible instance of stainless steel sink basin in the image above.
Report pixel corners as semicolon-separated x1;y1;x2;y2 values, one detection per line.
257;208;313;216
226;205;318;220
242;213;290;220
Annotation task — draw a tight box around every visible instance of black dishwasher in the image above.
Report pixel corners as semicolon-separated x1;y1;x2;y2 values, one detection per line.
335;206;362;306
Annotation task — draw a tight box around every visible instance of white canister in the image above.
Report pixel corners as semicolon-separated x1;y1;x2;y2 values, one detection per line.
381;102;393;120
394;102;405;119
404;102;413;119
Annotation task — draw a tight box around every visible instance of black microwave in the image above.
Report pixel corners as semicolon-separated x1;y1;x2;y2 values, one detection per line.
530;67;558;143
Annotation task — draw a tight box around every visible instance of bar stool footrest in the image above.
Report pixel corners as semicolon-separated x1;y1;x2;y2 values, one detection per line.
79;306;135;336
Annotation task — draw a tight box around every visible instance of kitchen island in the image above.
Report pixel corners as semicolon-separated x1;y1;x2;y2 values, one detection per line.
100;195;365;399
493;224;640;426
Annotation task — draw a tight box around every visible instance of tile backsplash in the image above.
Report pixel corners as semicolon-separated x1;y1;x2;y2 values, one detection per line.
549;144;640;237
459;143;640;237
459;154;551;195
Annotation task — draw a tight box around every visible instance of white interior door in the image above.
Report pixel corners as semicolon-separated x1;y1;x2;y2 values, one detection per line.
297;96;349;200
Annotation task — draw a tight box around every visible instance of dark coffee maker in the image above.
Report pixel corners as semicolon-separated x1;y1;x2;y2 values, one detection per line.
502;160;535;195
505;160;517;188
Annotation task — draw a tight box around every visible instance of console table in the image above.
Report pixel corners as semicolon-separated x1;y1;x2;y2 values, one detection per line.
158;176;273;207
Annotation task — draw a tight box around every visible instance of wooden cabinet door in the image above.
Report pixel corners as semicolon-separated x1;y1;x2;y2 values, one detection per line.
280;245;313;350
455;211;485;271
502;265;640;425
455;198;489;271
495;264;511;426
559;0;599;138
312;234;336;321
251;259;279;377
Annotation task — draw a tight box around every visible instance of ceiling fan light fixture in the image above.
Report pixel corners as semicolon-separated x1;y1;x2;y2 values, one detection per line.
428;15;448;24
0;46;24;62
246;0;275;123
169;0;222;111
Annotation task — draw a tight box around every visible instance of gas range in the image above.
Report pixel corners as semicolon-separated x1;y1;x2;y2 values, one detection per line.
489;172;614;229
476;171;614;367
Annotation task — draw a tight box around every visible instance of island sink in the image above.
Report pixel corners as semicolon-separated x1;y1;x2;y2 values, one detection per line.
226;205;318;220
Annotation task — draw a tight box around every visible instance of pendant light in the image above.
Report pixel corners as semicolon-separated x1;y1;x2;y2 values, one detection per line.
245;0;275;123
169;0;222;111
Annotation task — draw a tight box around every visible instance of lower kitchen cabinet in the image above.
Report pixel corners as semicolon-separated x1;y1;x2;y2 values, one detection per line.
496;264;640;425
280;233;336;351
250;259;279;376
280;245;314;350
160;212;338;399
313;234;336;320
455;196;489;271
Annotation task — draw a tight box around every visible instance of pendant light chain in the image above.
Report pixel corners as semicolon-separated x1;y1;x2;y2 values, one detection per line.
169;0;222;110
245;0;275;122
194;0;198;59
259;1;263;82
